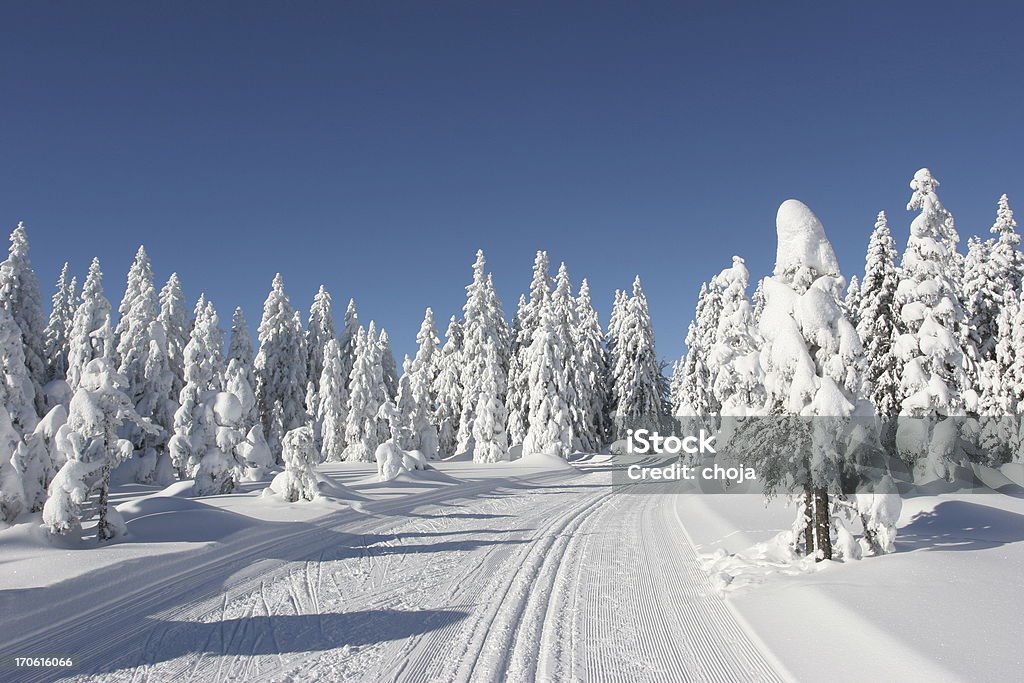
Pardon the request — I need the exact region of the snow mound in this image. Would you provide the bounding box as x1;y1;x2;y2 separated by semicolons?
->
510;451;575;470
774;199;840;277
701;531;823;593
116;495;255;543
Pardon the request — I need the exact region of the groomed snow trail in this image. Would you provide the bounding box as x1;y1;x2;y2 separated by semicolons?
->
0;459;782;682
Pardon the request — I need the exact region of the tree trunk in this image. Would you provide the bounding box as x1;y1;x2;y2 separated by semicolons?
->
803;488;815;557
813;486;832;561
97;464;113;543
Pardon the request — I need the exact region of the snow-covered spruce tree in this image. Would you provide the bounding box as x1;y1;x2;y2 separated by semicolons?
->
855;211;901;422
0;409;25;523
964;195;1023;365
168;298;225;481
227;307;258;429
523;297;574;457
432;315;463;456
131;321;175;482
394;357;418;450
507;251;551;445
43;355;158;541
738;200;873;561
408;349;439;459
844;275;861;327
342;325;386;462
472;342;510;462
675;280;722;430
113;246;171;474
0;303;39;435
605;289;627;391
304;285;336;416
12;406;67;514
254;274;308;457
750;278;767;325
317;339;348;461
893;168;972;478
378;328;399;401
708;256;764;417
611;277;663;437
549;264;583;449
272;424;319;502
574;278;610;450
981;293;1024;462
67;258;113;392
456;251;508;453
44;263;77;383
158;273;190;403
337;299;359;389
0;222;48;410
411;308;441;411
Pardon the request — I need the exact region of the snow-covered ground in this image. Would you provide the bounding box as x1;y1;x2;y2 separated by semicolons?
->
1;455;1021;682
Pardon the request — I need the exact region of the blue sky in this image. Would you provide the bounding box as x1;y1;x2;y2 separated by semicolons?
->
2;1;1022;362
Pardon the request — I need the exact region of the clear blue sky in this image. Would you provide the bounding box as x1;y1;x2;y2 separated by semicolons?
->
2;1;1022;362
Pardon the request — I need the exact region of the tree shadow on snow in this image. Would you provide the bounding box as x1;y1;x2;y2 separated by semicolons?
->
897;500;1024;552
104;608;470;671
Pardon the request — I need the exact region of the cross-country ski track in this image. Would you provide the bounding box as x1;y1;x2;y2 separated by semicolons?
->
0;456;784;682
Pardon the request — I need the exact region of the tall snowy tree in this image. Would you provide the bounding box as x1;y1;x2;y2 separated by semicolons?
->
337;299;359;392
168;298;224;481
254;274;308;457
856;211;901;421
342;325;386;462
273;425;319;502
318;339;348;461
43;355;157;541
433;316;463;456
708;256;764;417
574;279;610;450
44;263;77;382
844;275;861;327
674;280;722;427
67;258;113;392
611;277;663;437
378;329;399;400
305;285;336;414
456;250;508;453
506;294;531;445
523;297;574;457
472;343;510;462
227;307;258;429
0;222;48;410
737;200;872;561
893;168;971;478
411;308;441;410
158;273;190;403
549;264;583;448
0;305;38;435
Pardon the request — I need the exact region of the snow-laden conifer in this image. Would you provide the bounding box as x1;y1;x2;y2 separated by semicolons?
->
67;258;113;392
574;279;610;450
318;339;348;461
855;211;901;420
844;275;861;327
378;328;399;400
0;222;48;409
342;325;386;462
270;424;319;502
254;274;308;456
43;355;157;540
611;277;662;436
708;256;764;417
44;263;77;382
473;342;510;462
305;285;336;413
433;317;463;456
158;273;190;402
523;297;574;457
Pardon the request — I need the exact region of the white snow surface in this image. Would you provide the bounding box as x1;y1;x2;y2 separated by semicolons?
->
1;454;1022;681
774;199;841;277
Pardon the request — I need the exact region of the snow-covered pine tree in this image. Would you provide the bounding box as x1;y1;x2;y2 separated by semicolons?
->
893;169;972;478
605;289;627;390
611;277;663;437
254;274;308;457
991;193;1024;293
67;258;113;392
844;275;861;327
0;302;39;435
44;263;77;383
856;211;901;422
473;342;510;462
43;354;157;540
408;347;439;459
342;325;386;462
549;263;583;448
272;424;319;502
318;338;348;461
305;285;336;415
378;329;399;400
158;273;190;403
708;256;765;417
739;200;872;561
675;280;722;429
574;278;609;450
456;250;508;453
337;299;359;390
0;409;24;523
394;357;417;450
433;316;463;456
506;294;530;445
168;298;225;481
750;278;767;325
0;222;48;410
411;308;441;410
523;296;573;457
227;307;258;428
